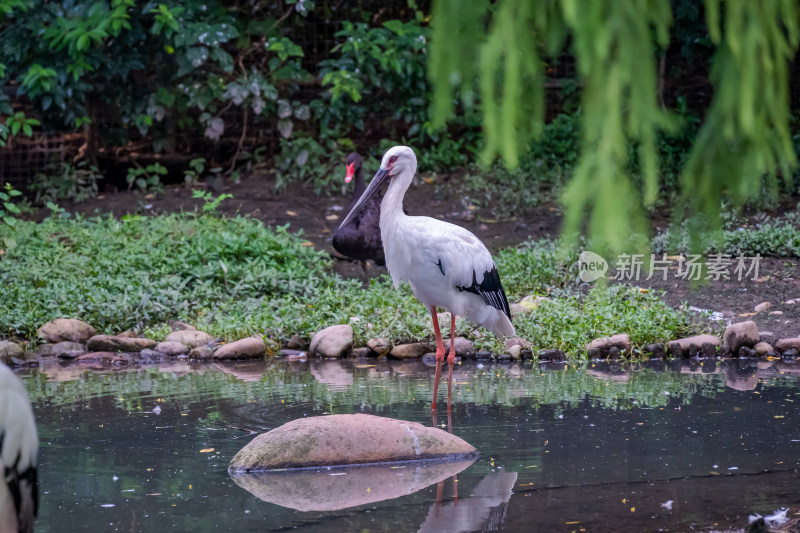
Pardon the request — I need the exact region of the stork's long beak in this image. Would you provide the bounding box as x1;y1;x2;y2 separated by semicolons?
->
339;168;390;229
345;162;355;183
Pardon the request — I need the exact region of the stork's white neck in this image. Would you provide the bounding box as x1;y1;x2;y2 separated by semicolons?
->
379;163;415;230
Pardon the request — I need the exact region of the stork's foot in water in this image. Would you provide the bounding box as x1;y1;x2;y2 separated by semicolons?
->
431;308;458;412
430;306;447;412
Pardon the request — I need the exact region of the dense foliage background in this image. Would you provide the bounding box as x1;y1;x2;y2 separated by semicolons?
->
1;0;472;193
1;0;799;240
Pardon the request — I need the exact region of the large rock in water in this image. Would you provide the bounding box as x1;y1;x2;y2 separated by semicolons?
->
230;459;475;512
228;414;478;472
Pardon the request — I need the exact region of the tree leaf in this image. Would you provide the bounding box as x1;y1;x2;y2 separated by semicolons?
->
277;119;293;138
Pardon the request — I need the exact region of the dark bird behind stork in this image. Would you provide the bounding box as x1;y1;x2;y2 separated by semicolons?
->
332;152;385;271
339;146;514;412
1;363;39;533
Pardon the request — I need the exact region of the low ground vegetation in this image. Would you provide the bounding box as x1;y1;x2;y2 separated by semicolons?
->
0;197;710;357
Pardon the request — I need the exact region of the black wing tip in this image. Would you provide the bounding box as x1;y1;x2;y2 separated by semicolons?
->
457;266;512;319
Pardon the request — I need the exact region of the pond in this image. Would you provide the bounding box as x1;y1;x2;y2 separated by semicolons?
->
17;357;800;532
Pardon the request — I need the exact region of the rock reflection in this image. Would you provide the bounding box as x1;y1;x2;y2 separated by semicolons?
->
229;458;476;512
722;359;759;391
212;360;269;382
309;359;354;387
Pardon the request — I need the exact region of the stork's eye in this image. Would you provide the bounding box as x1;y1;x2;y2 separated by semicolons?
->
389;155;398;163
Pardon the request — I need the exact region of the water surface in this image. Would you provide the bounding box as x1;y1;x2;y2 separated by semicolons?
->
18;358;800;532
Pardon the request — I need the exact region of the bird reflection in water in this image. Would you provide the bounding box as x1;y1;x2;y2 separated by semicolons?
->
423;410;517;533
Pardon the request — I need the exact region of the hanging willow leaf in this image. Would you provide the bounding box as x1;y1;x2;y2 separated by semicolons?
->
431;0;674;253
430;0;565;167
560;0;675;253
679;0;800;247
429;0;490;128
430;0;800;255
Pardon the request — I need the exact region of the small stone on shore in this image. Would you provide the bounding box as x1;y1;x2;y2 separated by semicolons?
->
52;341;88;359
214;337;266;360
189;346;213;360
775;338;800;353
350;347;371;358
754;342;775;356
0;340;24;364
585;334;631;357
286;334;307;349
367;338;393;356
539;348;566;361
389;342;431;359
309;325;353;358
724;321;759;353
37;318;97;343
165;329;214;348
669;334;721;357
443;337;475;356
754;301;773;313
87;335;157;352
154;341;189;356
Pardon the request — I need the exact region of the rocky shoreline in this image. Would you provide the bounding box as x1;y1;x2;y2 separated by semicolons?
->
1;315;798;367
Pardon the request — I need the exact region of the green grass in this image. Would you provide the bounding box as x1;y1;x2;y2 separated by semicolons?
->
0;212;329;337
652;208;800;258
0;212;703;357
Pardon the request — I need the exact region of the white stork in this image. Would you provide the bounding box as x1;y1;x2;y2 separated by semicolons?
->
339;146;515;411
0;363;38;533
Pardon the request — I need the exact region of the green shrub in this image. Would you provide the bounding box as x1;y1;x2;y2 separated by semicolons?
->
652;209;800;258
30;161;103;205
0;211;330;336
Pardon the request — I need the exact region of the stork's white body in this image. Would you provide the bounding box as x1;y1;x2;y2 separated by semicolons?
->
0;363;38;533
377;147;514;338
380;207;515;337
338;145;515;411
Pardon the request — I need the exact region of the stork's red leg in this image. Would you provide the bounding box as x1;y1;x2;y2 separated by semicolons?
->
430;306;446;411
446;313;457;412
447;313;457;365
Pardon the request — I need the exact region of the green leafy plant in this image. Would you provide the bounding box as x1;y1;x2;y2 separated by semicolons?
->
274;137;344;194
30;161;103;205
652;209;800;258
0;182;23;250
1;111;41;146
0;182;22;228
191;189;233;214
183;157;207;185
126;163;167;194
